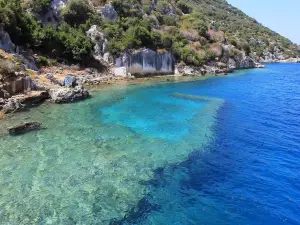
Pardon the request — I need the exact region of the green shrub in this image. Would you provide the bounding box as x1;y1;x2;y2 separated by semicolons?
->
163;15;177;26
31;0;51;15
37;56;49;67
61;0;92;26
176;0;192;14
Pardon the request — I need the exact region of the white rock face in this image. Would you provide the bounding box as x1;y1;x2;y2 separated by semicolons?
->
0;27;15;52
112;67;128;77
86;25;110;63
115;49;175;76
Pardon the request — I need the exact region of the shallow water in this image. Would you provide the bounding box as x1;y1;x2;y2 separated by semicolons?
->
0;64;299;224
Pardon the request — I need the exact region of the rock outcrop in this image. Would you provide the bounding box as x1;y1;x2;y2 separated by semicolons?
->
86;25;111;64
0;76;36;99
115;48;175;76
49;85;89;103
231;55;264;70
0;27;15;53
1;91;49;113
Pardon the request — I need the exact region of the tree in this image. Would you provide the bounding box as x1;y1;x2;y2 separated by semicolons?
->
61;0;92;26
31;0;51;15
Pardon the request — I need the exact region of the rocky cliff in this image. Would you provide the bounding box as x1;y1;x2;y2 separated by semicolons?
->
115;49;175;76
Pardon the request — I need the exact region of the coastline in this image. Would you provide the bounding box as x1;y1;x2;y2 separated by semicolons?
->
0;74;209;121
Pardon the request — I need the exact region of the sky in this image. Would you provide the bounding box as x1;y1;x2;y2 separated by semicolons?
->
227;0;300;44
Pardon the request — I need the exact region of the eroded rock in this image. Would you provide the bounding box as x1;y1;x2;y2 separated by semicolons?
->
115;48;175;76
49;85;89;103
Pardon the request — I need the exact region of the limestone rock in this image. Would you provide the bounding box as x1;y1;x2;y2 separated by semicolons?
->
49;85;89;103
86;25;109;62
2;98;24;113
1;91;49;113
116;48;175;76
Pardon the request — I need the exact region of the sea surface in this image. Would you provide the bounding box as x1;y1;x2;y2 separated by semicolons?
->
0;64;299;224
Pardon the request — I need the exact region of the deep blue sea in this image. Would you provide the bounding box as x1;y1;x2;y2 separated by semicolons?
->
120;64;300;225
0;64;299;224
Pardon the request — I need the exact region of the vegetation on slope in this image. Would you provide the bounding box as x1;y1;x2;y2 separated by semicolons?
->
0;0;298;66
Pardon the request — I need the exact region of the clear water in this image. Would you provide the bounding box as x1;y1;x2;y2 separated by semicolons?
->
0;64;299;224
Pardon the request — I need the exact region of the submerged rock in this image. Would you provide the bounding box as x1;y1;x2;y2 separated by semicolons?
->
49;85;89;103
8;122;42;135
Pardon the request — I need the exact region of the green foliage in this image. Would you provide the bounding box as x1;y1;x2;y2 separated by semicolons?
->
36;56;49;67
162;15;177;26
176;0;192;14
31;0;51;15
180;46;204;66
0;0;297;67
0;0;40;45
61;0;92;26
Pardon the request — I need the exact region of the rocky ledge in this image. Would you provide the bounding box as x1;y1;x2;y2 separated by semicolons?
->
0;91;49;113
49;85;89;104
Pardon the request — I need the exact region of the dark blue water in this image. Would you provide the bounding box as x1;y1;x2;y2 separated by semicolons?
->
122;64;300;225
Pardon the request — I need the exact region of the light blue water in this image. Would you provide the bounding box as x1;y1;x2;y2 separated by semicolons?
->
0;64;299;224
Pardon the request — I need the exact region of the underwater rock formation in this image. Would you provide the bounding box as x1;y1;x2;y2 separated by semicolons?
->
8;122;42;135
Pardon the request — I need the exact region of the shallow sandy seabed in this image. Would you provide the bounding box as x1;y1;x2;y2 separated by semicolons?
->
0;78;224;224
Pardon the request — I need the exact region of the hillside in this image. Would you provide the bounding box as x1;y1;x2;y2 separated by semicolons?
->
0;0;299;76
186;0;298;59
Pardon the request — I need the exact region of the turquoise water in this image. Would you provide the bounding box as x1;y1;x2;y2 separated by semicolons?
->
0;64;299;224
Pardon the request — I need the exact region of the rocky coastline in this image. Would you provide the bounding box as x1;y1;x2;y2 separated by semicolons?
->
1;26;298;119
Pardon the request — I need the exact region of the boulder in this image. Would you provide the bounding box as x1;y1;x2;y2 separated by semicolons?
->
8;122;42;135
49;85;89;103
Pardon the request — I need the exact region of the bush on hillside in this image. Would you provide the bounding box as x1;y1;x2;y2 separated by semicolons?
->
61;0;92;26
31;0;51;15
